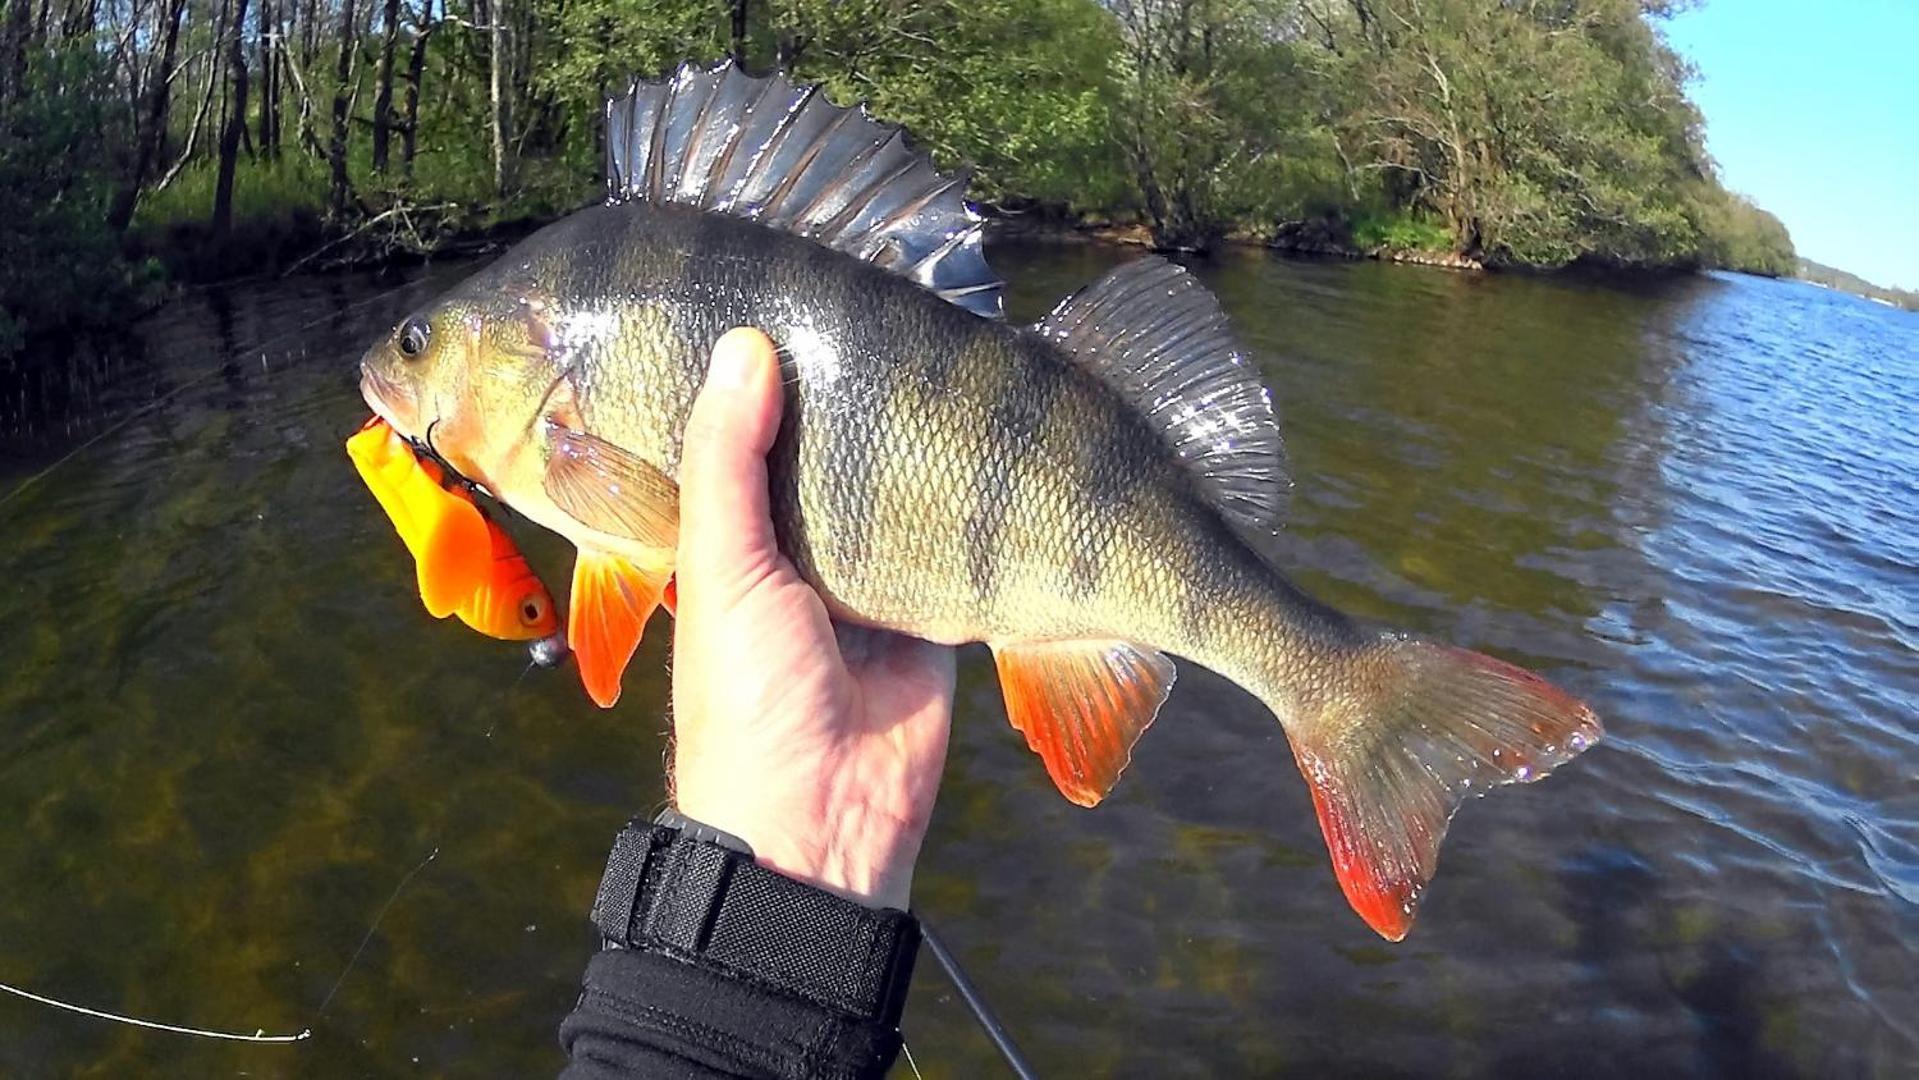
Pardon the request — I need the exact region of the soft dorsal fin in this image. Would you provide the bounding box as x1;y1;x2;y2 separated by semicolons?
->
1033;257;1288;530
605;61;1004;319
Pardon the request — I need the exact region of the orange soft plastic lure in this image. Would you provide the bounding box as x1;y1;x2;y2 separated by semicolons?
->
346;417;562;642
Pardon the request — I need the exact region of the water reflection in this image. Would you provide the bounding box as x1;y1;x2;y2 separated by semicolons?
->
1;246;1913;1077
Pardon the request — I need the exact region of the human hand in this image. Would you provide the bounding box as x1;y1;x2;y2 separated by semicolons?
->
668;328;955;911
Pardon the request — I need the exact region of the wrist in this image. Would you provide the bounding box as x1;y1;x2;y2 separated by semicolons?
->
673;759;925;910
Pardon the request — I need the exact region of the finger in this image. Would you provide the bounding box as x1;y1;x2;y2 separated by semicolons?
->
677;327;784;587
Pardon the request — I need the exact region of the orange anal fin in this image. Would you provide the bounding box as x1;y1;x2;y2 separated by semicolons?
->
992;640;1176;807
569;548;670;708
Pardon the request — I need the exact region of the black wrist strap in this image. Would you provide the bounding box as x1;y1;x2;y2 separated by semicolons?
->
589;818;920;1030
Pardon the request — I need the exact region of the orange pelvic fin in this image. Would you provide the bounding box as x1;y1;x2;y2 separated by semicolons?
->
1287;639;1603;941
992;639;1177;807
568;547;670;708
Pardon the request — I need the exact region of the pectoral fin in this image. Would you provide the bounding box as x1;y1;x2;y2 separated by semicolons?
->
569;547;671;708
992;639;1177;807
542;424;679;548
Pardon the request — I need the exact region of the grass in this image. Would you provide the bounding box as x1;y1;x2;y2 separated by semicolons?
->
1351;210;1455;253
126;141;596;281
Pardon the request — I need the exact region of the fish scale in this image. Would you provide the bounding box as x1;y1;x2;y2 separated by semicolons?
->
354;60;1602;941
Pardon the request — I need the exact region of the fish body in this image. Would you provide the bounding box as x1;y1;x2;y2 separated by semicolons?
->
397;203;1307;661
356;62;1600;940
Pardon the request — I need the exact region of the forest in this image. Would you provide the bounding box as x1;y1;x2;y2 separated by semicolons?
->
0;0;1800;358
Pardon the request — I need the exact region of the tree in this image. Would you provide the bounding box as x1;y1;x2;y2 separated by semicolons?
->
328;0;354;214
370;0;399;172
211;0;252;233
106;0;186;231
398;0;437;179
257;0;279;158
486;0;509;195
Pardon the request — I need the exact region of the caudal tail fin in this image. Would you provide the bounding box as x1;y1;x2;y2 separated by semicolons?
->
1272;635;1601;941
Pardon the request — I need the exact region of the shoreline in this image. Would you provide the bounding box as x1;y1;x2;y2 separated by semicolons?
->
107;195;1819;314
983;215;1488;272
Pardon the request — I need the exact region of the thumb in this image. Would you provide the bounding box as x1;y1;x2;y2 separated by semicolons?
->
677;327;785;589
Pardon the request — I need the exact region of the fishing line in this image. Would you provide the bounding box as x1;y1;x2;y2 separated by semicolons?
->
0;981;309;1043
0;842;443;1045
920;918;1041;1080
0;278;423;512
311;845;441;1021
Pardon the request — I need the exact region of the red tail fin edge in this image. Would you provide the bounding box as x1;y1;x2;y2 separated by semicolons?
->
1286;638;1602;940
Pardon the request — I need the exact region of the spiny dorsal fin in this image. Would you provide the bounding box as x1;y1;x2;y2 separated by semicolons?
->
605;61;1004;320
1033;257;1288;530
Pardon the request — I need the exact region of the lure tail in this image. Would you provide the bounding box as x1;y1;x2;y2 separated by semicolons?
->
1263;635;1602;940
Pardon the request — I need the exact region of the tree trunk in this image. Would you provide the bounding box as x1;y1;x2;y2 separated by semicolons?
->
486;0;508;196
1;0;31;104
211;0;251;232
369;0;398;172
256;0;277;158
276;17;322;159
729;0;747;64
328;0;355;214
106;0;185;231
399;0;432;180
59;0;91;38
298;0;314;72
156;39;220;190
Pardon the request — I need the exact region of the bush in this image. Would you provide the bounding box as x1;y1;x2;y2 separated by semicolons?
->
0;44;154;357
1352;211;1454;253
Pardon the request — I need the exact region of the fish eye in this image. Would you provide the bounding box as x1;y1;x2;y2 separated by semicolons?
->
397;318;431;359
522;597;546;624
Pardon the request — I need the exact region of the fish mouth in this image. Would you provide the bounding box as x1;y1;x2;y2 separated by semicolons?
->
359;363;417;437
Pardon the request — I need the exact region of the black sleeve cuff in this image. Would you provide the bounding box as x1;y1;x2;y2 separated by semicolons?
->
559;820;919;1080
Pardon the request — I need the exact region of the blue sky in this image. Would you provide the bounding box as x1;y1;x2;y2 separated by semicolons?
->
1664;1;1918;290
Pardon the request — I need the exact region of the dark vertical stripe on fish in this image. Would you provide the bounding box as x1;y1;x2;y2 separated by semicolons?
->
965;342;1065;603
1067;414;1137;597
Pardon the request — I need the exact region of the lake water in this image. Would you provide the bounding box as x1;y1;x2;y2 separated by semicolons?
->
1;242;1912;1077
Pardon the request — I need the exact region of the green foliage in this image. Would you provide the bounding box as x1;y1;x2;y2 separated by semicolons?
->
782;0;1129;212
1352;211;1453;253
135;154;330;237
1;0;1816;365
0;43;154;355
1693;190;1796;277
530;0;1128;212
1312;0;1723;267
1109;2;1344;248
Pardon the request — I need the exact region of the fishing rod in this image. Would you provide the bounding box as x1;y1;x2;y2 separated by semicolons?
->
918;918;1041;1080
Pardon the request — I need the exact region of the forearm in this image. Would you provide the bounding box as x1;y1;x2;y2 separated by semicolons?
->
559;818;919;1080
